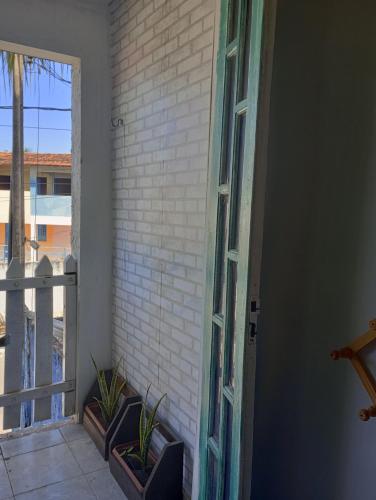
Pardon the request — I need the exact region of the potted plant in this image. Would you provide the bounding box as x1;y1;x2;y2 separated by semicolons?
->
109;386;184;500
83;356;140;459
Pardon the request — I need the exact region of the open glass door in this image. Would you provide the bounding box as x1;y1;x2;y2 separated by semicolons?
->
199;0;275;498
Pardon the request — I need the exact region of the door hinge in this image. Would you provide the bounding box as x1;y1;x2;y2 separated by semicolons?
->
249;297;261;342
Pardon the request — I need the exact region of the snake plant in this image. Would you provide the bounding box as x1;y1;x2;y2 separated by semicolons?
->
122;385;167;471
91;355;126;424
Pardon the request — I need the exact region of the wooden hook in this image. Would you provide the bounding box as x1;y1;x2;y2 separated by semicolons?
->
369;319;376;330
331;319;376;421
330;347;354;360
359;405;376;421
111;118;124;128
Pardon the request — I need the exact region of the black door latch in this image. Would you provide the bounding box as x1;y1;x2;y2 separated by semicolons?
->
249;298;261;340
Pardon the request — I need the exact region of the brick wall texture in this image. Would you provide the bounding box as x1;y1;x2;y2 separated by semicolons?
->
110;0;215;492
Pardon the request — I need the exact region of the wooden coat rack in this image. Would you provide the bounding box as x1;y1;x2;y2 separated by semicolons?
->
331;319;376;421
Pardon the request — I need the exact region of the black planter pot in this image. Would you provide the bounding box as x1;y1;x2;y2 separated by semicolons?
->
109;402;184;500
83;369;140;460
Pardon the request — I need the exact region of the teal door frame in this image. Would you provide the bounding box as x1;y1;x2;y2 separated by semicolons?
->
199;0;276;498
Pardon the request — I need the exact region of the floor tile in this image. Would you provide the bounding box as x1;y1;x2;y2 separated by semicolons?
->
0;459;13;500
1;429;64;459
6;443;80;495
86;467;126;499
68;436;107;474
59;423;89;443
15;476;96;500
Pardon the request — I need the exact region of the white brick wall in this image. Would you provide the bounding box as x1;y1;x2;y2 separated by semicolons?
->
110;0;215;493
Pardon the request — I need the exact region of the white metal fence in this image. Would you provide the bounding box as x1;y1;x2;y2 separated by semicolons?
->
0;255;77;431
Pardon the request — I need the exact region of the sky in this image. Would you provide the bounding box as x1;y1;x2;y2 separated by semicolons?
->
0;60;72;153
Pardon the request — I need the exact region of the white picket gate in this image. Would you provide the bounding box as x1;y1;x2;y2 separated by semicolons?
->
0;254;77;430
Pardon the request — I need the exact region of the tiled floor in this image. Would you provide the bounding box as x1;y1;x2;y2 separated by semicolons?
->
0;423;127;499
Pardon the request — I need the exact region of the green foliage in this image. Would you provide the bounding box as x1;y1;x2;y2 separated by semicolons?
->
91;355;126;425
0;51;14;85
0;50;71;92
122;385;167;471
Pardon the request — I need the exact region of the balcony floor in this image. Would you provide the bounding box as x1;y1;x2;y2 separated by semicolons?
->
0;423;126;499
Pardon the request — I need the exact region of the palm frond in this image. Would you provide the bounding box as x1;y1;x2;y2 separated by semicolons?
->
0;50;71;93
91;355;127;424
0;51;14;93
146;392;166;437
139;385;150;455
108;356;124;416
119;445;134;458
128;452;144;467
135;385;167;470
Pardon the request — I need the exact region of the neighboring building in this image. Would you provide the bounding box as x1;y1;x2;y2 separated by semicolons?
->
0;152;71;262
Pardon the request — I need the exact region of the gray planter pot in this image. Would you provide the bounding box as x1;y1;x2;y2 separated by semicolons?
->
109;401;184;499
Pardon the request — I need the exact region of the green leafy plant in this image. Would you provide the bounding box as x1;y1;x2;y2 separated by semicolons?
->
91;355;126;424
121;385;167;471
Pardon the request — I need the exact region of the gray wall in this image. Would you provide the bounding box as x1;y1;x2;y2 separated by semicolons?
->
252;1;376;499
0;0;112;412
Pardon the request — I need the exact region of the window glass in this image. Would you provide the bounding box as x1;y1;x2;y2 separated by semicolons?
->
54;177;71;196
223;402;233;499
0;176;10;191
213;195;228;314
220;56;237;184
227;0;239;43
226;261;237;388
37;177;47;195
208;450;219;500
37;224;47;241
228;113;246;250
209;325;223;442
37;177;47;194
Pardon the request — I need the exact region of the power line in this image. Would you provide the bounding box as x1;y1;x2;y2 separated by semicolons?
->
34;61;72;85
0;124;71;132
0;106;71;112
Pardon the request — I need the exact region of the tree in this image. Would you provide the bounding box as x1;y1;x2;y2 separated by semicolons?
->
11;54;24;264
1;52;24;264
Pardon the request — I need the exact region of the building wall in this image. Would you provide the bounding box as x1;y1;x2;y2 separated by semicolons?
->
0;191;31;224
35;225;71;259
252;1;376;499
110;0;215;492
44;225;71;250
0;224;6;248
0;223;31;250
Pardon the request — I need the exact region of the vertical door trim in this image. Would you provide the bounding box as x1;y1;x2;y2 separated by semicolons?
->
239;1;277;497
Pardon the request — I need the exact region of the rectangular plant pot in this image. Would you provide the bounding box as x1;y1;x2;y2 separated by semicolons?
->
83;369;140;460
109;402;184;500
112;442;158;497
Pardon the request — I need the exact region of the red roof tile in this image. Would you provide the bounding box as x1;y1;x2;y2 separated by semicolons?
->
0;152;71;168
